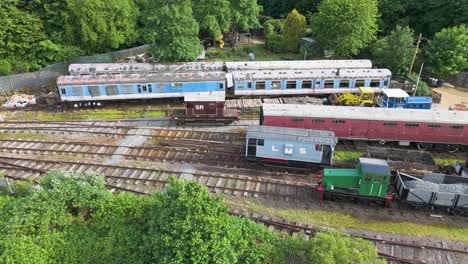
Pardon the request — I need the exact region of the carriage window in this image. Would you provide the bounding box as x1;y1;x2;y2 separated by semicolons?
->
247;82;252;89
291;117;304;122
122;85;133;94
324;80;334;88
219;83;224;89
248;138;256;145
302;80;312;88
375;175;382;182
286;81;296;89
271;81;281;89
370;80;381;87
314;119;324;123
172;83;183;89
384;79;389;86
339;80;350;88
449;125;463;129
365;174;371;182
61;88;66;95
238;83;245;90
384;122;397;126
71;86;83;96
405;123;419;127
257;139;264;146
428;124;440;128
355;80;365;87
396;97;405;103
88;86;101;97
148;84;153;93
256;81;265;89
332;120;345;124
105;85;118;96
142;85;148;92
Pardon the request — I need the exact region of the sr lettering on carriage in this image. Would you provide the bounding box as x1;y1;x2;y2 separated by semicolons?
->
195;105;204;110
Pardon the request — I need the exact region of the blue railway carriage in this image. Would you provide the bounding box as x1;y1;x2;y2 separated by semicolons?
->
231;68;391;96
378;88;432;109
57;71;228;105
245;125;337;166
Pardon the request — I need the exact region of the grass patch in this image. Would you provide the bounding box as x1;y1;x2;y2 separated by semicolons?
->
3;107;168;121
226;199;468;242
0;132;52;140
334;150;363;162
205;44;303;61
434;158;465;167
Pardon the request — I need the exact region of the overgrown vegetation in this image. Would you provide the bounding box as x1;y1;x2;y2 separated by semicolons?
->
0;172;384;263
334;150;363;162
206;44;303;61
228;199;468;242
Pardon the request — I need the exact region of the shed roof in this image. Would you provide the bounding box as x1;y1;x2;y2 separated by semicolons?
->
246;125;337;145
359;158;391;175
57;71;226;86
262;104;468;125
231;68;391;81
381;88;409;98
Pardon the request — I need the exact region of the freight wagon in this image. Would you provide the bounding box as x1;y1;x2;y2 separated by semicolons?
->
260;104;468;152
245;125;337;167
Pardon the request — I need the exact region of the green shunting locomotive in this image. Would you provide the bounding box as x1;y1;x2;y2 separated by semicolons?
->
317;158;393;205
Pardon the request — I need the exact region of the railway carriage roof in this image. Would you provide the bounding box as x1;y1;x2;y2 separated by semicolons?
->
232;68;392;81
381;88;409;97
246;125;337;145
226;60;372;71
68;62;224;75
262;104;468;125
57;71;226;85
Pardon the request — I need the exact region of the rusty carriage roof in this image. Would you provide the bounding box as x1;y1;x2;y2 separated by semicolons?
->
57;71;227;86
231;68;392;81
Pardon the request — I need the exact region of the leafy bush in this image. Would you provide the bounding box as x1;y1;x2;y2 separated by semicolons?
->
0;60;11;76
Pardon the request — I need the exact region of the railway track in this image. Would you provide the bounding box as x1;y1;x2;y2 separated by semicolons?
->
229;210;468;264
0;156;315;201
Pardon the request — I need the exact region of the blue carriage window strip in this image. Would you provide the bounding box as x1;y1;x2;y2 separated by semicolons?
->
271;81;281;89
286;81;296;89
302;80;312;88
172;83;183;89
324;80;334;88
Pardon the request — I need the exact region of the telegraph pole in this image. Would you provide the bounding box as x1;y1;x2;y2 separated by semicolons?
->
408;33;422;77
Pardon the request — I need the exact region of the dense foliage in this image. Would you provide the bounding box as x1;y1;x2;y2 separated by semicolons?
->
282;9;307;52
424;25;468;76
372;26;416;76
0;172;383;263
311;0;379;58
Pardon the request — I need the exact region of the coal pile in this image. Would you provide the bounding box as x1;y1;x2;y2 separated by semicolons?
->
405;180;468;195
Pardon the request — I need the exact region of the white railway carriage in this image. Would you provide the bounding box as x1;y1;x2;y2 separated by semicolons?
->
57;71;228;105
230;68;392;96
68;62;225;76
225;60;372;71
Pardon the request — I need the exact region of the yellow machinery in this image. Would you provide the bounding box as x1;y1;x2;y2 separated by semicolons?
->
333;87;375;106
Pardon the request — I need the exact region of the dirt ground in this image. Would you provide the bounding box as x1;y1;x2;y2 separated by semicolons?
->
431;86;468;110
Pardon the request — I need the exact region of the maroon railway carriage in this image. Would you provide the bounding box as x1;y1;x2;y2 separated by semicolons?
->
260;104;468;152
169;92;240;125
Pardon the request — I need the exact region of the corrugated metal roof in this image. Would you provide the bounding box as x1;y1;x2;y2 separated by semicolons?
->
184;92;225;102
359;158;391;175
382;88;409;97
226;60;373;71
246;125;337;145
57;71;226;85
262;104;468;125
232;68;391;81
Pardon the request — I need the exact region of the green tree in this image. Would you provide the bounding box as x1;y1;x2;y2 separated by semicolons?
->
192;0;232;38
282;9;307;52
0;60;12;76
264;19;284;52
311;0;379;57
0;0;61;71
141;0;201;62
372;26;415;75
62;0;138;53
307;230;384;264
425;25;468;76
230;0;262;32
144;177;275;263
